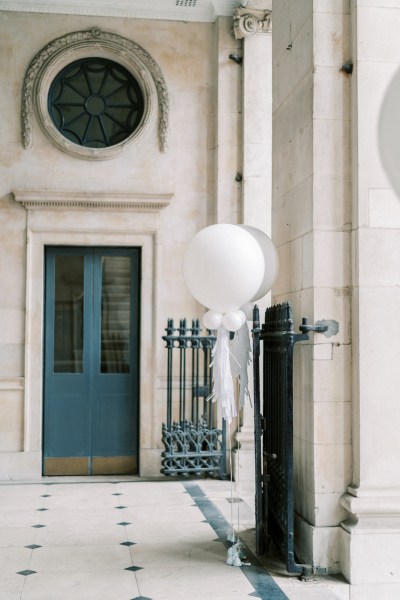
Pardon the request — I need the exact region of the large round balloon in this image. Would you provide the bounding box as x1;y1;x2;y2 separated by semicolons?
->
378;67;400;197
240;225;279;301
183;224;265;313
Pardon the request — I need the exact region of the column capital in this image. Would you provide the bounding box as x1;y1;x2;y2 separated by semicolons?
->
233;7;272;39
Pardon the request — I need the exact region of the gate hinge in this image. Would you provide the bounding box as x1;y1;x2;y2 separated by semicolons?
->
299;317;339;338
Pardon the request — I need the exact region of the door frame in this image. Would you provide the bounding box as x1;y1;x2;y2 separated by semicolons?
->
21;214;160;477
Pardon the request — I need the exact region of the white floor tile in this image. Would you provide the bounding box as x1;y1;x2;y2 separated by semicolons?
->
0;510;45;528
0;495;42;510
187;539;228;566
21;569;140;600
29;544;132;573
0;546;32;574
122;503;203;524
117;481;185;495
0;526;39;548
34;521;127;546
1;573;26;599
135;564;255;600
129;519;217;544
35;495;118;510
30;506;119;525
130;538;228;569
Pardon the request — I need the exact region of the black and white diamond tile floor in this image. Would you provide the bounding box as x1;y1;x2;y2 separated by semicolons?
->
0;479;349;600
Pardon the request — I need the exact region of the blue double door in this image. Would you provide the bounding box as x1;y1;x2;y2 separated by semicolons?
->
43;247;140;475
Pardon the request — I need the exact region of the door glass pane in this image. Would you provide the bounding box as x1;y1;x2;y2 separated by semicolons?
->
101;256;131;373
54;255;84;373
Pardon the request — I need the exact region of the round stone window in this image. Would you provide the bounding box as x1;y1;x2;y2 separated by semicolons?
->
48;57;145;148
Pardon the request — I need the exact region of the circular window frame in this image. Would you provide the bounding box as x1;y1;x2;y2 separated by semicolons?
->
22;28;168;160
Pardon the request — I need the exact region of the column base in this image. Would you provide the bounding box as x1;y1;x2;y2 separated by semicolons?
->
347;582;400;600
139;448;162;477
0;451;42;480
340;492;400;585
294;513;342;574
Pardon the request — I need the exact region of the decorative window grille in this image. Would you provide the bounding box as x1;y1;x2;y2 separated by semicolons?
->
48;58;145;149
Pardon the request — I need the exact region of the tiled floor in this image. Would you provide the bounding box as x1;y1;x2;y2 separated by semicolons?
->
0;477;349;600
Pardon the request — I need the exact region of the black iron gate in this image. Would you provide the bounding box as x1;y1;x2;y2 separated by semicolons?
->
253;302;312;578
161;318;226;478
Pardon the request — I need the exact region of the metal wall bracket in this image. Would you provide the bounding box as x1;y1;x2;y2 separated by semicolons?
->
299;317;339;338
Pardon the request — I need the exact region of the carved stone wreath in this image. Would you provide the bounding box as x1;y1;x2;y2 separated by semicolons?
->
21;27;169;159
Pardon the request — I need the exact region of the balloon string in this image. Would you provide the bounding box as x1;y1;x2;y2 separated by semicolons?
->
228;421;234;540
227;409;241;542
236;411;241;535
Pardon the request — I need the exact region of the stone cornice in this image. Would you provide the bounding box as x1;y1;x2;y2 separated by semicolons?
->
12;190;173;211
233;7;272;39
0;0;239;22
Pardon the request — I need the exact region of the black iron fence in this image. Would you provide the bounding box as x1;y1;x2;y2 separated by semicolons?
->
161;318;226;478
253;303;312;578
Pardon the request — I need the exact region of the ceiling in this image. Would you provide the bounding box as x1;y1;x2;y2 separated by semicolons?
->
0;0;245;22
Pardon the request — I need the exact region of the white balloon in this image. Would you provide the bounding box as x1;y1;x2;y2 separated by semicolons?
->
202;310;223;330
183;224;265;313
223;309;246;332
378;67;400;198
240;225;279;301
240;302;254;321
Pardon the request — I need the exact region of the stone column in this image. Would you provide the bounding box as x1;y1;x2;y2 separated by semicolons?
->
271;0;352;574
339;3;400;597
231;2;272;499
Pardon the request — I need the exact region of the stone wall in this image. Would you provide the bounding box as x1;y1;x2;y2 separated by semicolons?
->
340;1;400;596
0;11;242;478
272;0;352;573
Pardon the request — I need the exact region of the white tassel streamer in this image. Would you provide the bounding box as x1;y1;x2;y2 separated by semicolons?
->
229;322;252;408
207;325;237;423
